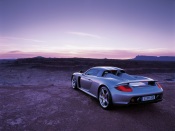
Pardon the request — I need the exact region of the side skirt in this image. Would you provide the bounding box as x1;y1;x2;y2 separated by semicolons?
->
78;88;97;99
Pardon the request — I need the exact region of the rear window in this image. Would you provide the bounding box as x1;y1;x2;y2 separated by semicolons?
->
102;70;125;77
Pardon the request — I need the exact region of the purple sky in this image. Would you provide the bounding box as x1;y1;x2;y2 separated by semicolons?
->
0;0;175;59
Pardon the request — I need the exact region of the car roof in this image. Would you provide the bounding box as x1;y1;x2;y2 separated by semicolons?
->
91;66;123;71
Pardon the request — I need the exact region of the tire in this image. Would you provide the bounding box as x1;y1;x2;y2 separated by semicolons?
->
98;86;112;109
71;76;77;89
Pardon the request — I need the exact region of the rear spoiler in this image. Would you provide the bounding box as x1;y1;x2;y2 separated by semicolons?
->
118;79;158;85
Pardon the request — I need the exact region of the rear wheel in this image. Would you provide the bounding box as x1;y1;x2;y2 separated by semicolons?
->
71;76;77;89
98;86;112;109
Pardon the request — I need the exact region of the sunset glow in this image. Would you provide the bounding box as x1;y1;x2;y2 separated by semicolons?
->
0;0;174;59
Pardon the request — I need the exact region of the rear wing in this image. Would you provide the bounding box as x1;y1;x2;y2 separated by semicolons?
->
118;79;158;86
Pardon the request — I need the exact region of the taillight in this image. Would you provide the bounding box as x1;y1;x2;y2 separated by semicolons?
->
116;85;133;92
156;83;162;89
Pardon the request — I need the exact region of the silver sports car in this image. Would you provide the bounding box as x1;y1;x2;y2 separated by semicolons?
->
71;66;163;109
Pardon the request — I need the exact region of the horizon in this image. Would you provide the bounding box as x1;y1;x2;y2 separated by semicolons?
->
1;55;175;60
0;0;175;59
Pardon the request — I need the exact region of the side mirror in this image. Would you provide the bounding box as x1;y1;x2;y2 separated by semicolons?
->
79;70;83;73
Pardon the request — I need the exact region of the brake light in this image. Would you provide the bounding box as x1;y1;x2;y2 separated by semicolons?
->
116;85;133;92
157;83;162;89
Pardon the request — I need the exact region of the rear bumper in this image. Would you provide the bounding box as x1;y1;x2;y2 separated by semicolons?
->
128;93;163;104
112;92;163;105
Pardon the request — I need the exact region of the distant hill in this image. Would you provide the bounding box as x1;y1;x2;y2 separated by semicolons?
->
133;55;175;61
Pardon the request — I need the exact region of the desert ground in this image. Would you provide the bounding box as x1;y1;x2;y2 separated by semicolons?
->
0;58;175;131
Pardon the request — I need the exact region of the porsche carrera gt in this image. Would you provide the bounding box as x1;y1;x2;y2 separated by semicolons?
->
71;66;163;109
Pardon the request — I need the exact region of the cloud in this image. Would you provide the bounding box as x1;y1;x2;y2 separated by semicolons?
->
68;32;102;39
8;50;22;53
0;36;45;43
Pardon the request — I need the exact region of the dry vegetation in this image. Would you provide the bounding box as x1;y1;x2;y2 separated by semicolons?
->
6;57;175;72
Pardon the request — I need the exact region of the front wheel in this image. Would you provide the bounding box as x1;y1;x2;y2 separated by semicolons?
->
98;86;112;109
71;76;77;89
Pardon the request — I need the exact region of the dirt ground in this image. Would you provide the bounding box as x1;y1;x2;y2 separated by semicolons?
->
0;61;175;131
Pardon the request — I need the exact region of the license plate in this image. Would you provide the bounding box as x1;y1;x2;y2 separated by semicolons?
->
142;95;155;101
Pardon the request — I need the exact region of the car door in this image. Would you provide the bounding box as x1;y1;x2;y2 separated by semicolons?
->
80;69;99;90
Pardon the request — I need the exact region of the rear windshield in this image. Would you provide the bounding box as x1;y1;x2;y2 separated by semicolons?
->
102;70;125;77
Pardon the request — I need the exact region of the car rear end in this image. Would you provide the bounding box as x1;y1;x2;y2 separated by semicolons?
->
111;80;163;105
